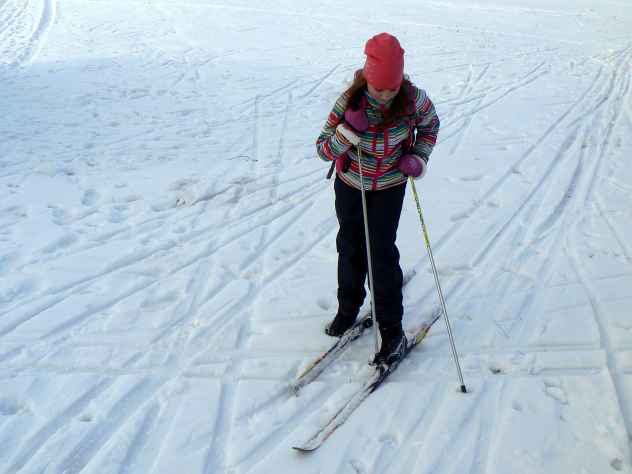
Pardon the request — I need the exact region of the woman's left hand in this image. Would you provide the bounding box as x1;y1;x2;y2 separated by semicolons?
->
398;154;427;178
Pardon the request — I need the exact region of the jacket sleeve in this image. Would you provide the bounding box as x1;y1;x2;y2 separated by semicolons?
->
315;92;353;162
411;87;440;163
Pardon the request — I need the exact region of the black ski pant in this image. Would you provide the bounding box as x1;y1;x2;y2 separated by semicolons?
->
334;176;406;329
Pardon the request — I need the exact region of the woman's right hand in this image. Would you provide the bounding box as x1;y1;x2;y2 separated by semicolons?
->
335;123;361;146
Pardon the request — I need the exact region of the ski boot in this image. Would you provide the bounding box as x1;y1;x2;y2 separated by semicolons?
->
371;323;407;366
325;311;357;337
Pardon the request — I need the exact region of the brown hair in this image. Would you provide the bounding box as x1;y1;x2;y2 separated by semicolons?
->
344;69;414;125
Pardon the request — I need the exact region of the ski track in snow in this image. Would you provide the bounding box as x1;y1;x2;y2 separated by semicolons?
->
418;47;631;355
567;45;632;454
0;0;56;67
1;1;632;473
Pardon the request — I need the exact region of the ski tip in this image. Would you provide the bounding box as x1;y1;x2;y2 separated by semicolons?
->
292;445;317;453
292;436;322;452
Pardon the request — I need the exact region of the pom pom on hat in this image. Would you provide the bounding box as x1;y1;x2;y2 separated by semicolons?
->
363;33;405;90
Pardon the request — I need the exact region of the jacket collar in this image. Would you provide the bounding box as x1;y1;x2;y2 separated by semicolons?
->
364;88;395;110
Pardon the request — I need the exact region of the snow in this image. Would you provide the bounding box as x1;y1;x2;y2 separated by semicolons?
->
1;0;632;472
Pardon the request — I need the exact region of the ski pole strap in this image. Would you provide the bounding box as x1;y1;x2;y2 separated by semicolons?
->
326;160;335;179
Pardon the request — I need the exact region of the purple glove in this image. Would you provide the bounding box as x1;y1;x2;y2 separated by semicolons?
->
344;107;369;132
398;154;427;178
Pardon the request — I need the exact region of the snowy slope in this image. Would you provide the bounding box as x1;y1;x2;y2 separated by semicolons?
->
1;0;632;472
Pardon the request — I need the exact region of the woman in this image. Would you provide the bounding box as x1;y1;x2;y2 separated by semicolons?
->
315;32;440;365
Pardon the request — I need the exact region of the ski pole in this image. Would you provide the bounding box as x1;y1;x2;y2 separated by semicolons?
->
356;147;380;354
409;177;467;393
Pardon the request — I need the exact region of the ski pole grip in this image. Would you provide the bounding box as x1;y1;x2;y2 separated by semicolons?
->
326;160;335;179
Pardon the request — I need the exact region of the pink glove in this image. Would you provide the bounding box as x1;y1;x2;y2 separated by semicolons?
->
398;154;427;178
344;107;369;132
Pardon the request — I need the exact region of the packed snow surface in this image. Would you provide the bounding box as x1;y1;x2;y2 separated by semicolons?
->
1;0;632;472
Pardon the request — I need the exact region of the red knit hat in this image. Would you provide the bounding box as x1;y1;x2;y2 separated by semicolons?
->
363;33;405;90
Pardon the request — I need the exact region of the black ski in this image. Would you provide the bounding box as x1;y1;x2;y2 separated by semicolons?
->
292;310;441;451
289;270;416;396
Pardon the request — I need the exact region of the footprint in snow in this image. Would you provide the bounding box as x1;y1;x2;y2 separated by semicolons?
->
109;205;129;223
79;413;94;423
611;458;624;471
543;380;568;405
435;264;472;276
316;298;332;311
7;182;20;193
450;211;470;222
1;277;38;305
0;251;20;276
140;289;181;312
115;194;142;204
489;364;504;375
489;357;515;375
42;233;79;254
0;397;27;416
1;205;27;223
460;175;485;182
378;433;399;449
48;205;70;225
81;189;101;207
169;178;203;207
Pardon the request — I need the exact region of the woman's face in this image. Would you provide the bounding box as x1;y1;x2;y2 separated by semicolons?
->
367;82;400;104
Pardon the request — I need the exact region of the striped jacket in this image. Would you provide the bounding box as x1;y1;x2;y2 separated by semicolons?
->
316;83;440;191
